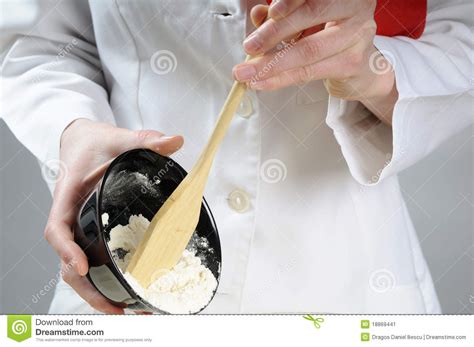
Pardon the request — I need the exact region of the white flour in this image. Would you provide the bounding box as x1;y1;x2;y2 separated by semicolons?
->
104;213;217;314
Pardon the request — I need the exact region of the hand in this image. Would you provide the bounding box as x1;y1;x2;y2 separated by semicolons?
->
44;119;183;313
233;1;397;124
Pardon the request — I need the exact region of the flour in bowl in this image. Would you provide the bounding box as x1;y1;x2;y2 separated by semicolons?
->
104;213;218;314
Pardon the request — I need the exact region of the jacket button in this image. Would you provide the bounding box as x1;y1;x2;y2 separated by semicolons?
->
227;189;250;213
236;95;253;118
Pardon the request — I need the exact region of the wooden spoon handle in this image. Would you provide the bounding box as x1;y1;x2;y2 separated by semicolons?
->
190;56;252;179
194;82;246;173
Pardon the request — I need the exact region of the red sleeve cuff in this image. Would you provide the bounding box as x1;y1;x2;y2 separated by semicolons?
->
375;0;426;39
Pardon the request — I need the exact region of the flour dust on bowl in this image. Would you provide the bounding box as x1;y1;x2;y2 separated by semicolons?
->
73;149;221;314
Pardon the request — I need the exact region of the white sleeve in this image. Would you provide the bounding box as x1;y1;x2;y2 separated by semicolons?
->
0;0;115;169
325;0;473;185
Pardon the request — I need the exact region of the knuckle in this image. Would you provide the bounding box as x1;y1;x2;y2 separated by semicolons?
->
257;78;271;90
295;65;313;83
359;19;377;37
366;19;377;36
300;40;320;61
266;21;280;37
272;75;287;90
303;65;315;81
43;224;54;242
296;67;308;82
262;80;272;90
305;1;321;15
346;51;364;69
135;130;153;143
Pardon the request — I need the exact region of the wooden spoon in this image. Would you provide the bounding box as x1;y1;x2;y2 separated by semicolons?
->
126;57;252;288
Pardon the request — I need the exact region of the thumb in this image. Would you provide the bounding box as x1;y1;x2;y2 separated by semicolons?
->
113;128;184;156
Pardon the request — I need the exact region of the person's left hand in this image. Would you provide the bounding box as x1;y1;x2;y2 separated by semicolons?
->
232;1;397;124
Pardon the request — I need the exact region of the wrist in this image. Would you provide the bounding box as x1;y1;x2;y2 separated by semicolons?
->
359;74;398;125
356;47;398;125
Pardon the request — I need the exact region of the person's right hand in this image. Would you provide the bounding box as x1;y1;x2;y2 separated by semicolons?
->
44;119;183;314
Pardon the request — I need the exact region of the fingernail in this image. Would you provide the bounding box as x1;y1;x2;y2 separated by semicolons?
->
233;64;257;81
159;135;176;141
244;33;263;54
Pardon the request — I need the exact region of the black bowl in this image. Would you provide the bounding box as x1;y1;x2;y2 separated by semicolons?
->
73;149;221;313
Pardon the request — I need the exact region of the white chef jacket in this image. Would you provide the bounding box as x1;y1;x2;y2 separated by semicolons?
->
1;0;472;314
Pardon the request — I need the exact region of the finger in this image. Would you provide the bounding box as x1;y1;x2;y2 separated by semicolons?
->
112;128;184;157
244;1;360;55
45;220;89;276
46;175;91;275
268;0;306;20
85;133;183;193
234;23;356;82
62;264;125;314
247;47;365;91
250;4;313;56
45;154;98;275
250;5;268;28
